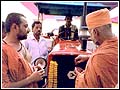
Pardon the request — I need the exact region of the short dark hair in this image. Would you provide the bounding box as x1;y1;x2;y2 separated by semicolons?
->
65;15;73;20
2;21;5;31
32;21;42;29
5;12;26;32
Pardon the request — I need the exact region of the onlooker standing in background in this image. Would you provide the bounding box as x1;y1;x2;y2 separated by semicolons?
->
58;15;79;40
23;21;49;87
24;21;49;66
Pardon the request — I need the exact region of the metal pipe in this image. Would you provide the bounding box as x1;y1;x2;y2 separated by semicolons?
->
81;2;87;30
80;2;88;51
80;2;88;31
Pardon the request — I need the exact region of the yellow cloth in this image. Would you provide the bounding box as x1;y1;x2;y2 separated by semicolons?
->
86;8;112;30
2;42;38;88
75;37;118;88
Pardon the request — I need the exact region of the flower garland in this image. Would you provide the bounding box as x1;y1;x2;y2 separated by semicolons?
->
48;60;58;88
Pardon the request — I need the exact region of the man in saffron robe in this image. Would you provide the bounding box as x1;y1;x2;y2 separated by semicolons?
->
2;13;45;88
75;8;118;88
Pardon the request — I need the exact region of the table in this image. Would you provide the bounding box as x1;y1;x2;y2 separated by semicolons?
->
47;40;91;88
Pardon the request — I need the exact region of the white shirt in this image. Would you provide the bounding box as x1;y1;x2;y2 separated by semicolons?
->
24;34;49;66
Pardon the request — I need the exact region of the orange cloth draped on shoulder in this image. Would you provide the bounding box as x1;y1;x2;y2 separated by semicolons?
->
2;43;38;88
75;37;118;88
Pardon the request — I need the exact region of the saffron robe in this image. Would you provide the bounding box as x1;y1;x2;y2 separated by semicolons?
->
2;42;38;88
75;37;118;88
